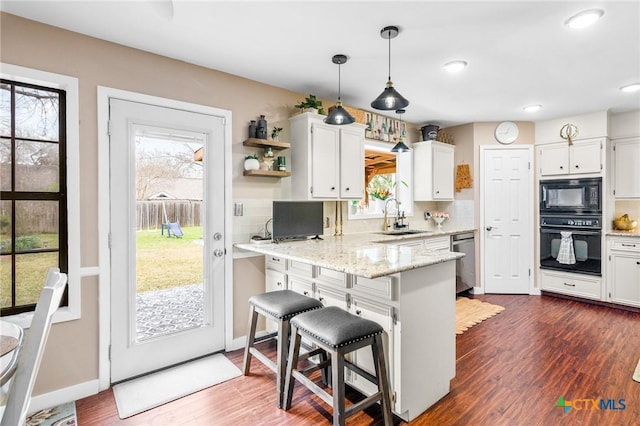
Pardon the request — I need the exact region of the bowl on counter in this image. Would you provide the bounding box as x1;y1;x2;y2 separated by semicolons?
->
613;216;637;231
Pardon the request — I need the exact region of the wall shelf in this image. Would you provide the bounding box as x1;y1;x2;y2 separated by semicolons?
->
243;138;290;150
243;169;291;178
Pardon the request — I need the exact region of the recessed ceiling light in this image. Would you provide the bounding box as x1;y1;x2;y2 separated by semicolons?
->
523;105;542;112
620;83;640;93
565;9;604;29
442;60;468;73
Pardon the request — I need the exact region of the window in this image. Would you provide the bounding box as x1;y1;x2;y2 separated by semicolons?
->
0;79;68;316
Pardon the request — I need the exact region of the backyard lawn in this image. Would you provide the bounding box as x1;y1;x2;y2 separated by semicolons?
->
1;226;203;309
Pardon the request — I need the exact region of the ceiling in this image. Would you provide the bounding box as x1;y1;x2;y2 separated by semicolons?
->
2;1;639;127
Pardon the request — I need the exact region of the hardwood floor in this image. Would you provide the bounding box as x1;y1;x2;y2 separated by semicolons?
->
76;294;640;425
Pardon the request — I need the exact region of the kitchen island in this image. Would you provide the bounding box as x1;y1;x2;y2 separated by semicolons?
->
236;233;464;421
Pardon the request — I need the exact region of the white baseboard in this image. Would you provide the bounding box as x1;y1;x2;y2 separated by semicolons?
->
29;379;100;414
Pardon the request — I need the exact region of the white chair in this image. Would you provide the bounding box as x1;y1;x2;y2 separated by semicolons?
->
1;268;68;426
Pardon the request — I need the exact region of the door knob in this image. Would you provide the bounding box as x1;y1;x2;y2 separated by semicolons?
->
486;226;493;231
213;248;225;257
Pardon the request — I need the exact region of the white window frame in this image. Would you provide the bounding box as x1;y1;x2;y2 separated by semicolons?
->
1;63;81;327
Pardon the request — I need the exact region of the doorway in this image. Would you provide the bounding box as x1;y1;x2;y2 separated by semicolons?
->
480;146;534;294
108;98;227;383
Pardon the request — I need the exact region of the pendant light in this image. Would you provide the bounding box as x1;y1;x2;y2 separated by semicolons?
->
371;26;409;111
391;109;410;152
324;54;355;125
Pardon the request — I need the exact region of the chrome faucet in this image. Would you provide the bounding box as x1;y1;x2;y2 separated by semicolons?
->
383;198;400;231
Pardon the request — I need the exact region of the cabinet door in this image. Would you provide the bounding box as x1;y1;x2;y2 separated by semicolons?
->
288;275;314;298
265;269;286;292
339;127;365;199
570;139;601;174
315;283;347;309
609;254;640;307
539;143;569;176
432;144;454;200
613;139;640;198
311;123;340;198
347;296;394;398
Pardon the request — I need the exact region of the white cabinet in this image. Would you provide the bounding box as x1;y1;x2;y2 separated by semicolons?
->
540;269;602;300
290;112;365;200
612;138;640;198
607;237;640;307
538;138;603;177
413;141;454;201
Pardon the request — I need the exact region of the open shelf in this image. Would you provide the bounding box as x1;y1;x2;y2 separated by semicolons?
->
243;138;290;150
243;169;291;178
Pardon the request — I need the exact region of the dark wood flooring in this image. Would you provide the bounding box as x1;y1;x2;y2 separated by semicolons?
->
76;294;640;425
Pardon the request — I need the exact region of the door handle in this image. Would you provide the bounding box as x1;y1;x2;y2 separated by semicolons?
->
213;248;225;257
486;226;493;231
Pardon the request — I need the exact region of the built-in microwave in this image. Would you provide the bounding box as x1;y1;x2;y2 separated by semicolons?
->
540;178;601;214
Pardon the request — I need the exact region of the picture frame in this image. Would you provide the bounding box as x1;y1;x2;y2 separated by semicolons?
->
364;111;406;143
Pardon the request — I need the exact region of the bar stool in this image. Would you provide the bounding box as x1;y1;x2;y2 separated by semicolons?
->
243;289;323;407
283;306;393;426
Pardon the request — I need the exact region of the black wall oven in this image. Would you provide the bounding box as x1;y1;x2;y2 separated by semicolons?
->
539;215;602;276
540;177;601;214
539;177;602;276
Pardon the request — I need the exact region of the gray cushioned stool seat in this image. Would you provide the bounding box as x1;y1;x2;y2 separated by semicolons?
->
249;290;323;319
291;306;383;348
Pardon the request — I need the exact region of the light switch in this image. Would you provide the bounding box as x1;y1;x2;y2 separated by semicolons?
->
234;202;243;216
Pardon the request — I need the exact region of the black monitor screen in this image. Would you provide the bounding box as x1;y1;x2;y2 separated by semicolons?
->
272;201;323;241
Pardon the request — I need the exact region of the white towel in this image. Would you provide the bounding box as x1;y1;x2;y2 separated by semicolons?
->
557;231;576;264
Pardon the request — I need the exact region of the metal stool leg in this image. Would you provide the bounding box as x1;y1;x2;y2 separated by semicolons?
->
242;306;258;375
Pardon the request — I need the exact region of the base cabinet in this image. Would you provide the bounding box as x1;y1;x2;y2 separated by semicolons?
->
263;255;455;421
607;237;640;307
539;269;602;300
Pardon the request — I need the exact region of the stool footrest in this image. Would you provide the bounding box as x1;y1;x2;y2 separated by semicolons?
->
345;392;383;418
344;360;377;385
291;369;334;407
249;347;277;372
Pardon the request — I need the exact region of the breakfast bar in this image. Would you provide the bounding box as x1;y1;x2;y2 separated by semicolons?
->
236;233;464;421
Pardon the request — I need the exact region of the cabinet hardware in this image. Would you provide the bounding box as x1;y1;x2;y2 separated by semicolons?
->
563;282;576;287
575;165;579;169
303;291;309;296
637;262;640;265
277;281;282;287
621;243;637;247
355;309;362;316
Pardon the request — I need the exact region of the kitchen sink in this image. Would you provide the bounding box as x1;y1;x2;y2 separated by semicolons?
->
375;229;433;236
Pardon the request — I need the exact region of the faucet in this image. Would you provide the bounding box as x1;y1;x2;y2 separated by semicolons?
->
383;198;400;231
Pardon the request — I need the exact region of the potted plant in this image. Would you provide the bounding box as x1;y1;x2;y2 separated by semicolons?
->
271;126;283;141
294;94;325;115
244;154;260;171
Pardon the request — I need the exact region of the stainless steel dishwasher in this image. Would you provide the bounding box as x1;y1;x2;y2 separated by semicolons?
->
451;232;475;293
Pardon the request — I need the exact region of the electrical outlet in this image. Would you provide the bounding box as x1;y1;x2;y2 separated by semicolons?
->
324;217;330;228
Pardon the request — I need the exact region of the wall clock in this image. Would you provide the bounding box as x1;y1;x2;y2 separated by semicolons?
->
494;121;519;144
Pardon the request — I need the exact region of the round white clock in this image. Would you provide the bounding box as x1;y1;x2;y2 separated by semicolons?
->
495;121;519;144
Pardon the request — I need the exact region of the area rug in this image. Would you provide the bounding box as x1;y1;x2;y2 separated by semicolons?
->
26;401;76;426
633;358;640;383
113;353;241;419
456;297;505;335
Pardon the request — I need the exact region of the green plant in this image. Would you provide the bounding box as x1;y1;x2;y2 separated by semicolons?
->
271;126;283;139
245;154;259;160
294;94;324;112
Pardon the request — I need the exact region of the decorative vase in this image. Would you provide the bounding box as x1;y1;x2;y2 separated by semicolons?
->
244;158;260;171
248;120;257;138
375;198;386;213
256;115;267;139
433;217;446;229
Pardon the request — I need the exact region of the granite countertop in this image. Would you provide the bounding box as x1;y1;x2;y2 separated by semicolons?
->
606;228;640;238
235;227;471;278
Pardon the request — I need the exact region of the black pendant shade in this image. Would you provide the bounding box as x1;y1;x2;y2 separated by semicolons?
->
371;26;409;111
391;108;410;152
325;54;355;125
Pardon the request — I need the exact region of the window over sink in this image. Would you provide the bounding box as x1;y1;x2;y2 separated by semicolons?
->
348;141;413;220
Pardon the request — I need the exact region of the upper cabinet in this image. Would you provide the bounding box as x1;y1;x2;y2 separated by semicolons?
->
612;138;640;198
413;141;455;201
290;112;364;200
538;138;603;178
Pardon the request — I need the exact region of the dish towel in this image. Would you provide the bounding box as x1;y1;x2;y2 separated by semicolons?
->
557;231;576;264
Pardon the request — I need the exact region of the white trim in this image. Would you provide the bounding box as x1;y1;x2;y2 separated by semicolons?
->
29;379;99;415
80;266;100;277
0;63;81;325
479;145;535;295
97;86;233;391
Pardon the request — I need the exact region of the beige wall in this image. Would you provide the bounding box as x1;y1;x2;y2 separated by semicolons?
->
0;12;309;395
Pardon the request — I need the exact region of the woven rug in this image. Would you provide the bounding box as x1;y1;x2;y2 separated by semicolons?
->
456;297;505;335
26;401;76;426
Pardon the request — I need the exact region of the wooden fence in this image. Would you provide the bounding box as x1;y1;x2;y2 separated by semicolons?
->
136;201;202;230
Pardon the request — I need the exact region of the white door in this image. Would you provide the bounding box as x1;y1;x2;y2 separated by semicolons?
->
481;146;533;294
109;98;226;382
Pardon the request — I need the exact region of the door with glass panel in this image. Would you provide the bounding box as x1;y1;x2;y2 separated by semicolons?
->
109;98;225;382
